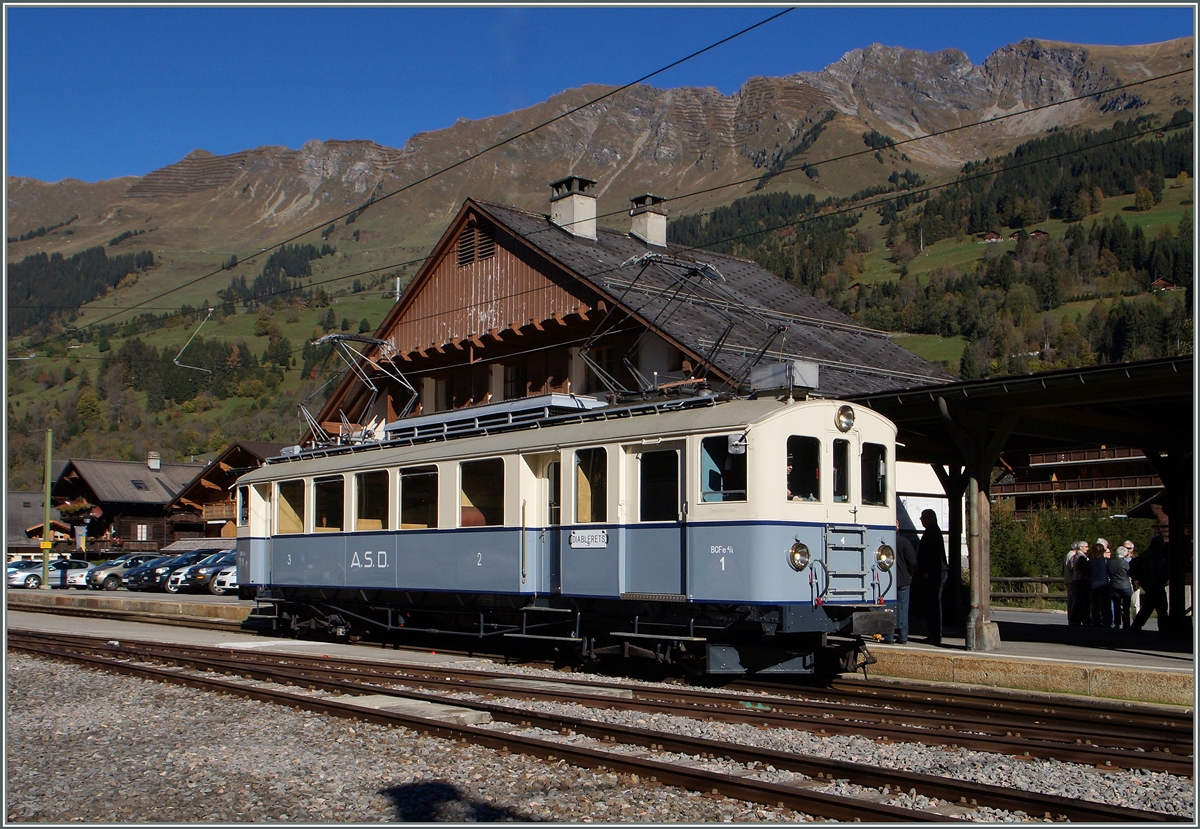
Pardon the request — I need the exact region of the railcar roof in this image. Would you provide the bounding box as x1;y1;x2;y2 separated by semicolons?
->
239;397;889;483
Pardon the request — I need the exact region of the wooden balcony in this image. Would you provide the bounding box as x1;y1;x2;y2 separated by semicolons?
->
993;475;1161;496
202;502;236;521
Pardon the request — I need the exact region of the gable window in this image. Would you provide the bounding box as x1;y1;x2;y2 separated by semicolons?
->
456;222;496;267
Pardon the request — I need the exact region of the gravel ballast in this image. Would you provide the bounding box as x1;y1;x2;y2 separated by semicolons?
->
6;652;1193;822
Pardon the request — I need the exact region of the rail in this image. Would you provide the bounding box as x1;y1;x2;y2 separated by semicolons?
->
990;576;1065;602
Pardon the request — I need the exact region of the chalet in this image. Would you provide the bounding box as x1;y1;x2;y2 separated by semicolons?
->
51;453;207;552
314;176;953;438
1151;277;1177;292
1029;229;1049;240
6;492;69;560
168;441;286;539
992;446;1164;519
980;231;1003;243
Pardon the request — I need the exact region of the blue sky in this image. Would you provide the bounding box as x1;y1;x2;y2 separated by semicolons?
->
5;4;1194;183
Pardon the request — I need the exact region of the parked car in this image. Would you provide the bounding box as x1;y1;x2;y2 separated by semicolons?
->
211;565;238;595
87;553;162;591
122;551;211;592
7;559;43;574
167;550;235;594
7;559;91;590
65;562;98;589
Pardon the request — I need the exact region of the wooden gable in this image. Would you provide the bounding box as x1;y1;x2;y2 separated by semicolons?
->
317;200;610;434
384;204;590;357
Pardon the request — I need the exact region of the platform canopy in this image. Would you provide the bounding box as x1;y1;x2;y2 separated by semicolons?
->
849;355;1192;466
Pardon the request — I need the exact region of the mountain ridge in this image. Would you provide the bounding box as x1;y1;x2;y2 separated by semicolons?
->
6;36;1193;307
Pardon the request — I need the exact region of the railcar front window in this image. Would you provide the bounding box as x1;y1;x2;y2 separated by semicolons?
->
786;436;820;501
700;435;747;502
861;443;888;506
640;450;679;521
276;480;305;534
575;448;607;523
833;439;850;503
355;470;389;530
400;467;438;529
461;459;504;527
314;476;344;532
237;486;249;526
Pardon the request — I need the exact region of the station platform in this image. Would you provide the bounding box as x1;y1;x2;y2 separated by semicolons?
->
5;591;1194;707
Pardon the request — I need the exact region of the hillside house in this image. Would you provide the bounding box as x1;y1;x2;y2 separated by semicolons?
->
313;176;953;438
6;491;69;560
167;441;286;539
51;453;207;552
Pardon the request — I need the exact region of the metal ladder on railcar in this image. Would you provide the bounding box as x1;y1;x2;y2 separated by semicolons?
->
819;525;874;604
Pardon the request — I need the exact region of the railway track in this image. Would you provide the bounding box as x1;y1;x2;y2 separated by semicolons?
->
8;630;1186;822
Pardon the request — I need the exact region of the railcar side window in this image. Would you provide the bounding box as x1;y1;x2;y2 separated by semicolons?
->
786;436;820;501
700;435;747;502
639;450;679;521
314;476;345;532
400;466;438;529
461;459;504;527
833;439;850;503
276;480;305;534
861;443;888;506
575;448;607;523
237;486;249;526
355;470;389;531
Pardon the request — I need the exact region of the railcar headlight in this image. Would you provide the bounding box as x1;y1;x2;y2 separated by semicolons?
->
875;544;896;572
835;405;855;432
787;541;811;572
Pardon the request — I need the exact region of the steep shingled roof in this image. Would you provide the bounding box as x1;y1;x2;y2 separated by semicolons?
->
55;459;207;505
473;200;954;397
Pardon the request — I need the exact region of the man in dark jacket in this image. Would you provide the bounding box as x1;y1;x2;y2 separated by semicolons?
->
915;509;947;645
1131;535;1169;636
883;526;918;644
1108;543;1133;629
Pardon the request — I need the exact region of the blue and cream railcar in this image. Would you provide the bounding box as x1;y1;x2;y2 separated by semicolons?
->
235;393;898;674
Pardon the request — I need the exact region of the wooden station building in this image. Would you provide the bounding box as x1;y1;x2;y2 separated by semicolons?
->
314;176;952;438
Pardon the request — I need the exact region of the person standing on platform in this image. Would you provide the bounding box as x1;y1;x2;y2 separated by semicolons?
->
915;509;947;645
1131;535;1169;636
1108;540;1133;629
884;526;918;644
1063;541;1090;626
1121;541;1140;618
1088;539;1113;628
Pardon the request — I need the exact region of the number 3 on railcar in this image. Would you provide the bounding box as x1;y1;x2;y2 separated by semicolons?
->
234;393;898;676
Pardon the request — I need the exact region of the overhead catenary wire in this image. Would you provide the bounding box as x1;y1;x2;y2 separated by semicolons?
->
17;68;1193;391
31;8;796;341
19;61;1191;336
24;113;1192;399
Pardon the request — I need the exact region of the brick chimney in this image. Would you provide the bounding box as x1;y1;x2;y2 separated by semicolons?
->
549;175;597;240
629;193;667;248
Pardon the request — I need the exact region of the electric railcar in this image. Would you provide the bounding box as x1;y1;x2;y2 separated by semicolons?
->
235;392;899;675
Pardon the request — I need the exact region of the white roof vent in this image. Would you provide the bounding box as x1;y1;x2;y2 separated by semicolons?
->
146;452;161;471
549;175;597;240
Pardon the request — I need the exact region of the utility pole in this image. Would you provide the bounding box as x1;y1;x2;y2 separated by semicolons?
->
41;429;53;590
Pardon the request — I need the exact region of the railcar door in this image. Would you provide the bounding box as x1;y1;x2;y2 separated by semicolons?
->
623;443;685;597
522;453;562;594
